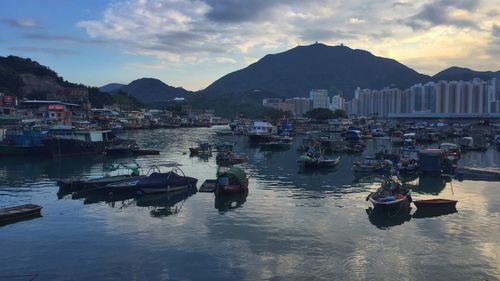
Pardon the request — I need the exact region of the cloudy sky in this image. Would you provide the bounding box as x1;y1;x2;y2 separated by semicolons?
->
1;0;499;90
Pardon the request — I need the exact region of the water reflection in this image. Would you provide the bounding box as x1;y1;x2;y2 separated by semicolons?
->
412;207;458;219
366;203;412;230
214;190;248;212
136;188;197;217
404;175;448;195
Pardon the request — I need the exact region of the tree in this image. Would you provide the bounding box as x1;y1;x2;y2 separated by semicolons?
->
332;109;347;119
304;108;334;120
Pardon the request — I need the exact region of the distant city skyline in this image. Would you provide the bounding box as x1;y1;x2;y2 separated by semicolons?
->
1;0;500;90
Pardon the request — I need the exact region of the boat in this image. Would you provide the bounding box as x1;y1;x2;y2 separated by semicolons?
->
214;167;249;195
248;121;275;143
367;177;412;210
439;143;461;162
390;131;404;146
58;162;143;193
297;154;341;168
413;199;457;209
418;148;445;175
105;163;198;194
260;139;291;150
0;127;49;156
43;126;115;158
456;167;500;181
216;151;248;166
412;200;458;218
353;157;393;173
189;141;212;156
0;204;42;225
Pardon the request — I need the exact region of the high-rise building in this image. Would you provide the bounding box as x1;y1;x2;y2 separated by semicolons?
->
286;97;312;117
309;89;329;109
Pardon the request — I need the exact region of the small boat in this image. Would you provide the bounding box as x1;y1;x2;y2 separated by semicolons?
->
105;163;198;194
216;151;248;166
353;157;393;173
367;177;412;210
413;199;457;209
214;167;249;195
58;162;143;193
0;204;42;225
260;140;291;150
189;141;212;156
297;155;341;168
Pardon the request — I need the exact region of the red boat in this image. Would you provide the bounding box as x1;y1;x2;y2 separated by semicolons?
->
413;199;457;209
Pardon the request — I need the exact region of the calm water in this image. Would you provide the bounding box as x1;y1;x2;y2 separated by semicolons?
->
1;127;499;281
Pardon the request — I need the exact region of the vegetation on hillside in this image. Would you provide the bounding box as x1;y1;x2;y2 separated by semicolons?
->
111;90;144;110
304;108;346;120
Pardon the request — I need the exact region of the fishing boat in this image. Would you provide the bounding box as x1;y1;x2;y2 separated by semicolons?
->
390;131;404;146
248;121;275;143
212;167;249;195
43;126;115;158
0;204;42;225
0;127;49;156
353;157;393;173
439;143;461;162
189;141;212;156
413;199;457;209
260;139;291;150
105;163;198;194
216;151;248;166
367;177;412;210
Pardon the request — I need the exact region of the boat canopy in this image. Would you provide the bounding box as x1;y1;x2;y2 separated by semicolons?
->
218;167;247;185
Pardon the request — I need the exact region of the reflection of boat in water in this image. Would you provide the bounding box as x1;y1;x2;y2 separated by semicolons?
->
365;204;412;230
136;187;197;217
367;177;412;210
412;205;457;219
0;204;43;226
214;190;248;211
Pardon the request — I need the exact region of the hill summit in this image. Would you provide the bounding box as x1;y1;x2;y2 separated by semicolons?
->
203;43;431;98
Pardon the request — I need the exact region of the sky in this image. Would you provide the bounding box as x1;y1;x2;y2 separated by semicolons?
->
1;0;500;91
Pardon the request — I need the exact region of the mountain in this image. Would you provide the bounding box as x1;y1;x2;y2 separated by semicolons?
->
203;43;431;99
0;55;114;107
100;83;125;93
118;78;193;104
432;66;500;82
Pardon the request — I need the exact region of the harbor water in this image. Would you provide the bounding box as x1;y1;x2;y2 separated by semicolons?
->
1;127;499;281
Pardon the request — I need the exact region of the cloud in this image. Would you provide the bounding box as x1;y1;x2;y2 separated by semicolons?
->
486;25;500;56
2;17;41;29
76;0;499;80
403;0;481;30
9;46;76;56
23;33;107;44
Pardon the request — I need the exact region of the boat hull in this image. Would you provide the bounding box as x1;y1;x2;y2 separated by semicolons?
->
0;204;42;226
43;138;105;158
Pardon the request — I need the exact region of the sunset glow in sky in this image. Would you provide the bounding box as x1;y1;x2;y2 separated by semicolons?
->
1;0;499;90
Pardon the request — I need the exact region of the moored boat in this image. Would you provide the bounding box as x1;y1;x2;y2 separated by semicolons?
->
367;177;412;210
214;167;249;195
105;163;198;194
0;204;42;225
413;198;457;209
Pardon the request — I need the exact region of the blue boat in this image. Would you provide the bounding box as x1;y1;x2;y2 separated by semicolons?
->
0;127;49;156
